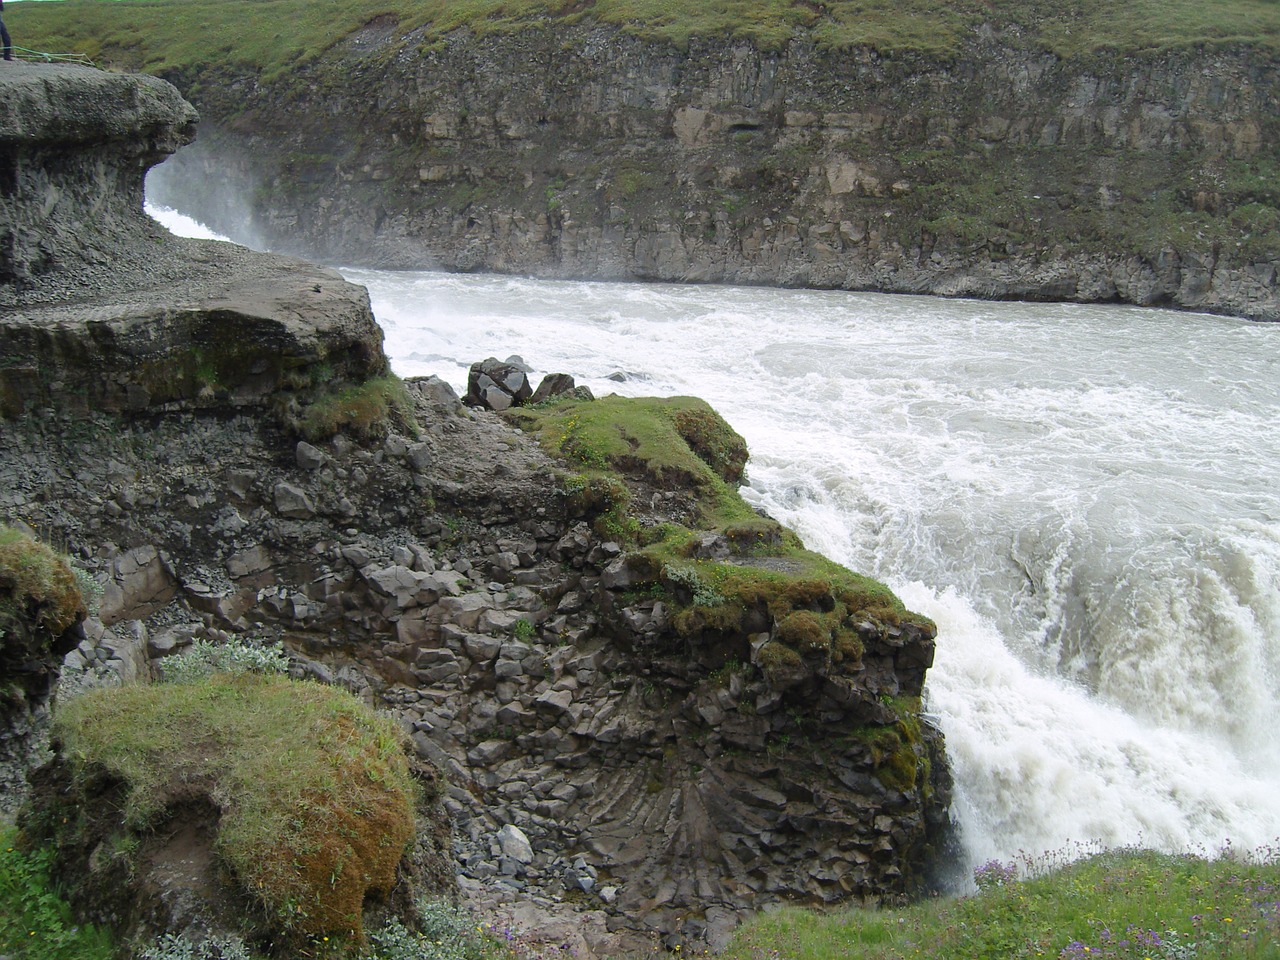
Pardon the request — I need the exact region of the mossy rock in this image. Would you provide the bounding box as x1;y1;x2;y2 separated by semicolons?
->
0;527;87;695
29;673;419;952
508;394;749;498
298;373;419;442
0;527;87;642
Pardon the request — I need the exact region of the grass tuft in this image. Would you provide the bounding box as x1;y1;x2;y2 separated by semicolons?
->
299;374;418;443
0;526;87;641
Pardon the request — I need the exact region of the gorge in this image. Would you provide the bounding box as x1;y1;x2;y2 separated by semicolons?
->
139;23;1280;321
1;63;951;957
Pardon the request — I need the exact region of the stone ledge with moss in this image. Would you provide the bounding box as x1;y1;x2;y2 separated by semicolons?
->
0;63;389;421
504;392;952;926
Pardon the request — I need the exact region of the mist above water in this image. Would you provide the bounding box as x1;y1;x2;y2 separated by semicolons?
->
151;204;1280;873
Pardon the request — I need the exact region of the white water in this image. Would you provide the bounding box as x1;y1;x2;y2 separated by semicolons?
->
149;203;1280;873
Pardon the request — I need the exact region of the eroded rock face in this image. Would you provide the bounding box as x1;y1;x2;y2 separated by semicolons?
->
0;64;389;420
0;63;197;284
1;383;950;955
151;28;1280;320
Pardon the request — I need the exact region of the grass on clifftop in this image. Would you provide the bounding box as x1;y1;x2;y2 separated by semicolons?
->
724;843;1280;960
52;667;416;944
16;0;1280;78
507;394;930;681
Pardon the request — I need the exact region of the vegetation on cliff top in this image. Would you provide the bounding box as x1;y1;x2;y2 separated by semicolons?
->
507;394;930;692
724;843;1280;960
18;0;1280;78
45;659;416;946
0;526;87;645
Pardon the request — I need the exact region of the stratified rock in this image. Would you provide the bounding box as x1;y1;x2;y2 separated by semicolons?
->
0;64;390;420
0;63;196;284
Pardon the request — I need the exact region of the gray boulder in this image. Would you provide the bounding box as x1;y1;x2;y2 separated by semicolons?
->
465;358;533;411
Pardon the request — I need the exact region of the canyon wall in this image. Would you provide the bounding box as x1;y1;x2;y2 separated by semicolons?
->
151;25;1280;319
2;63;950;955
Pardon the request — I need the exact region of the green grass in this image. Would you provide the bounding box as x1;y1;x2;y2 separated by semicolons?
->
15;0;1280;78
723;844;1280;960
51;672;417;944
0;827;116;960
0;526;86;642
299;373;418;442
507;394;933;705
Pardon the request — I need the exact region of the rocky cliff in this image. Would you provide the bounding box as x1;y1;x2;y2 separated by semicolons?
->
148;25;1280;319
1;63;950;956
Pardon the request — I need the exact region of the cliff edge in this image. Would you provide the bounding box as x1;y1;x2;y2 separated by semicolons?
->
0;63;387;420
0;64;951;958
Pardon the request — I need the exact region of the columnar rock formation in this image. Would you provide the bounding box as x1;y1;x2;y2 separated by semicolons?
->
1;64;951;956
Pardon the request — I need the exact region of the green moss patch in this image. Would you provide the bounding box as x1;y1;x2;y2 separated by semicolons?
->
299;374;418;442
0;527;86;643
507;394;932;685
51;674;416;943
510;394;748;492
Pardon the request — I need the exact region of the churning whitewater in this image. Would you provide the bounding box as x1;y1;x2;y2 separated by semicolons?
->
150;202;1280;875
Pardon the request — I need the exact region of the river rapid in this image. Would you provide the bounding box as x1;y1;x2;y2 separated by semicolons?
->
150;203;1280;878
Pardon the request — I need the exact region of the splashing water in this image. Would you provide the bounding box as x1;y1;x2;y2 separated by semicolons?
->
151;205;1280;873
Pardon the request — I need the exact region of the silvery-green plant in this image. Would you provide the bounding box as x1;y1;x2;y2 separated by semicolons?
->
159;638;290;685
139;933;253;960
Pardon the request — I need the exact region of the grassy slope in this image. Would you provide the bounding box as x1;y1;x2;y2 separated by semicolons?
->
15;0;1280;76
52;672;416;944
725;846;1280;960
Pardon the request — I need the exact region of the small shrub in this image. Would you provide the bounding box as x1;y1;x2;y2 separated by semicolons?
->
0;826;115;960
368;902;507;960
139;933;253;960
510;618;535;642
158;638;291;684
665;565;724;607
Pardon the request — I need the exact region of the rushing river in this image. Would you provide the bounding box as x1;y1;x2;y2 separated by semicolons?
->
149;202;1280;875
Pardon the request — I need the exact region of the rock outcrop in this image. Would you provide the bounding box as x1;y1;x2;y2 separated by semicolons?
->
148;27;1280;320
1;63;951;957
0;63;389;421
0;64;196;287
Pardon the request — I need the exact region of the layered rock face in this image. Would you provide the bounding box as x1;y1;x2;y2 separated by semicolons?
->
151;27;1280;319
0;63;388;420
1;63;951;956
0;64;196;284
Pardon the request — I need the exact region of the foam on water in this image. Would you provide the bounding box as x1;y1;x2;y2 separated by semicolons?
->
151;205;1280;872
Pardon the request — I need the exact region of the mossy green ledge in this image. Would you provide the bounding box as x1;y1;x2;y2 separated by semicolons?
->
507;393;951;907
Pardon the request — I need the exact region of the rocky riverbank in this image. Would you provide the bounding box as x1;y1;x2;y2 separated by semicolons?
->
1;63;951;956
